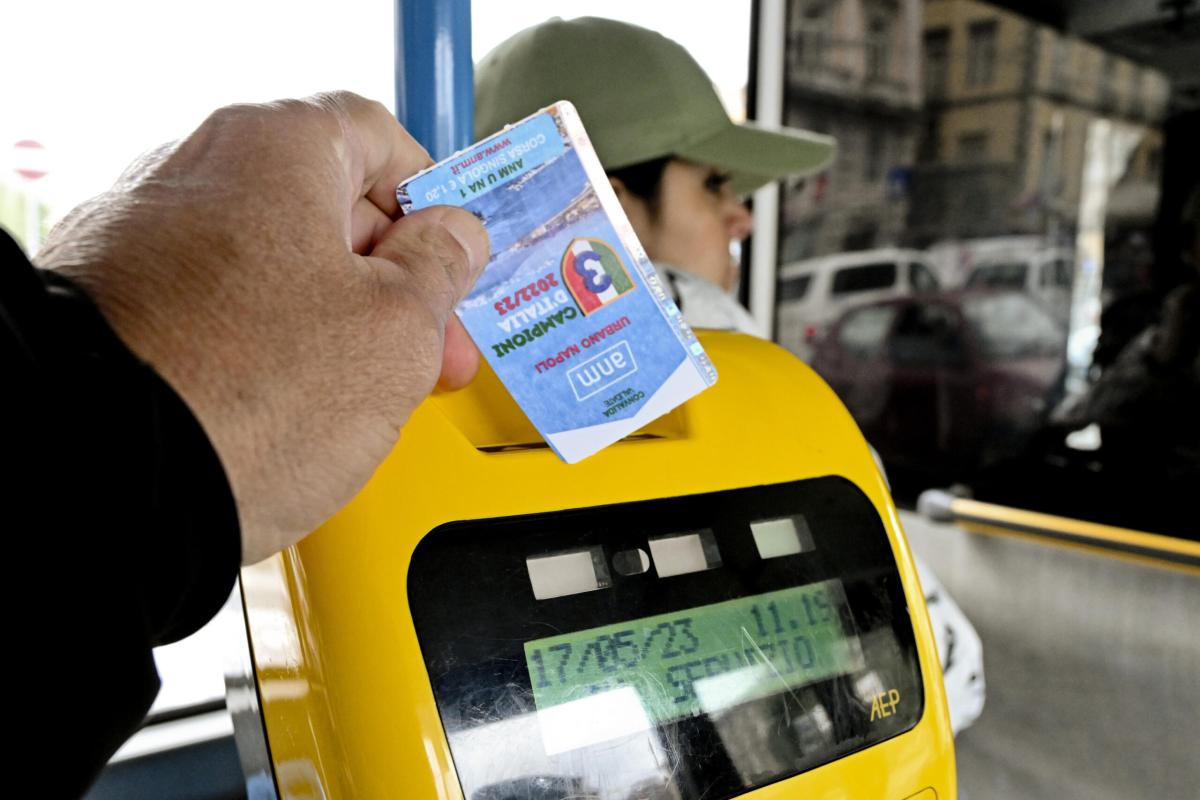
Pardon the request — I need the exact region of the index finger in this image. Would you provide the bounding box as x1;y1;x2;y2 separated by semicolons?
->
311;91;433;218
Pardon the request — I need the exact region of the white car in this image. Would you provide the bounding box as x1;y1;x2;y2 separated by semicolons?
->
924;236;1074;324
964;247;1075;324
776;248;941;361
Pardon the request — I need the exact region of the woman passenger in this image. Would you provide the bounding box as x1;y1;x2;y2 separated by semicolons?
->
474;16;835;334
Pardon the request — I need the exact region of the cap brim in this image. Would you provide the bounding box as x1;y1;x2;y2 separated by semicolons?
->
677;121;836;195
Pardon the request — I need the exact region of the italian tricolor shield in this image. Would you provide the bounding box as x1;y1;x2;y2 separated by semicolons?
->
562;238;635;315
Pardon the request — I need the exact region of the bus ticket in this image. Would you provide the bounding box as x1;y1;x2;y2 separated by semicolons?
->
397;102;716;463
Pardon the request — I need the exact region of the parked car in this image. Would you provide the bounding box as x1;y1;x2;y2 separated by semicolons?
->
776;248;940;361
963;247;1075;323
812;289;1066;478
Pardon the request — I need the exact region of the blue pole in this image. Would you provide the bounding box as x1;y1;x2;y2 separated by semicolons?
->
395;0;474;161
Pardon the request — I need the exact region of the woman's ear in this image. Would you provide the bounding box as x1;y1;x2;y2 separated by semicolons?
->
608;175;628;197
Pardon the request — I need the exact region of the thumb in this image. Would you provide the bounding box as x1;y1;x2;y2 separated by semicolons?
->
368;205;490;314
437;315;482;390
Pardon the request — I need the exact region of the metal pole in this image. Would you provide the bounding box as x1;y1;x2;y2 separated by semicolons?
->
749;0;786;340
394;0;474;161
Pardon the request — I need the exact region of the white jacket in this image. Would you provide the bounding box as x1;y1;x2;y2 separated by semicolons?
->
654;263;759;336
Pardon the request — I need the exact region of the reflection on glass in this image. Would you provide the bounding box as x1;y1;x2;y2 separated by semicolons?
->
710;694;837;787
647;530;721;578
450;703;672;800
750;516;815;559
854;669;887;707
526;547;610;600
536;686;651;756
770;0;1193;542
838;306;898;360
963;293;1064;358
965;261;1029;290
793;703;835;752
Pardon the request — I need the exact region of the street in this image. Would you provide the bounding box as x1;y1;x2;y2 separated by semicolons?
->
901;511;1200;800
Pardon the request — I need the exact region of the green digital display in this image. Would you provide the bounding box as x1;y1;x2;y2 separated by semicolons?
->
523;579;864;725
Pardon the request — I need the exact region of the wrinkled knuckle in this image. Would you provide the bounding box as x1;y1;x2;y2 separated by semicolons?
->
196;102;253;137
359;97;393;126
309;89;363;113
191;102;307;164
386;221;465;276
265;97;313;117
233;97;340;145
366;97;390;118
313;91;386;123
301;92;345;124
417;222;474;295
306;91;378;136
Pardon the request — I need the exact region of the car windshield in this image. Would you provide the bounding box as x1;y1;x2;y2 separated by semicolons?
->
831;262;897;295
966;262;1028;289
963;293;1063;358
778;273;813;301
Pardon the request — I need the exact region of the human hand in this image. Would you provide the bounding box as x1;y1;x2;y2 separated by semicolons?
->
38;92;489;564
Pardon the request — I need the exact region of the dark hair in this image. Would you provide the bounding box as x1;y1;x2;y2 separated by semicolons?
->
607;156;672;217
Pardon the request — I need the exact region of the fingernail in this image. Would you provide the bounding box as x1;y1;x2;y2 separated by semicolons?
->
440;207;491;274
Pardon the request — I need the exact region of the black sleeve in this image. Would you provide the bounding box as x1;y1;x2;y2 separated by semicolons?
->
1;230;242;797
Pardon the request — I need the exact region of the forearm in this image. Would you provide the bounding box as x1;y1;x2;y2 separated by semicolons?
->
2;229;241;794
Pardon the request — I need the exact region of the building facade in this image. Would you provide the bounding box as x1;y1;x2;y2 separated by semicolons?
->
776;0;926;265
907;0;1170;248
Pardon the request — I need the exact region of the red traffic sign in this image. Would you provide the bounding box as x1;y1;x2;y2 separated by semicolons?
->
14;139;49;182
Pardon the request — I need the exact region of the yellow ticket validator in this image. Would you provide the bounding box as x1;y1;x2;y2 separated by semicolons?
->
230;331;956;800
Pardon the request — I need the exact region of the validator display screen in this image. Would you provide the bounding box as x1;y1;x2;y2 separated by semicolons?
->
524;580;864;725
408;477;923;800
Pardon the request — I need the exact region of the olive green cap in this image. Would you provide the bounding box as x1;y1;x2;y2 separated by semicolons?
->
475;16;836;194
